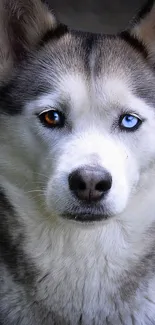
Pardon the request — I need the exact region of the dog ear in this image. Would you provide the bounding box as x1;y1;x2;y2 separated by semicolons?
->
0;0;57;79
125;1;155;62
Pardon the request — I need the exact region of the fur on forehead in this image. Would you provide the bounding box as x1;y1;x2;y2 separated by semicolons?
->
1;0;155;109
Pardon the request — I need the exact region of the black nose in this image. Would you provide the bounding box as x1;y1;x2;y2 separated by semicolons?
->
68;166;112;202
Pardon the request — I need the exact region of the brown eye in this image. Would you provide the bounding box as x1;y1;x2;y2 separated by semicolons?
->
38;109;65;128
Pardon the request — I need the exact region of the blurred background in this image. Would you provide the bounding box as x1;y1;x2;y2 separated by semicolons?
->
47;0;144;33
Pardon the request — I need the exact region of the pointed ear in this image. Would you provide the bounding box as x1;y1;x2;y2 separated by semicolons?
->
0;0;57;79
127;0;155;62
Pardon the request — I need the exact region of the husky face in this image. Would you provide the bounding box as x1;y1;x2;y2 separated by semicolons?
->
2;1;155;324
1;34;155;224
1;2;155;225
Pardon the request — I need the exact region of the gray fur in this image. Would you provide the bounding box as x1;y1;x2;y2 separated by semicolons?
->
1;0;155;324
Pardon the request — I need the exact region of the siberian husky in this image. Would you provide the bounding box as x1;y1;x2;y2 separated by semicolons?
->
1;0;155;324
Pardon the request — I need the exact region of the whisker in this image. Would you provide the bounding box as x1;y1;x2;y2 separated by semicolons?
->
26;190;44;194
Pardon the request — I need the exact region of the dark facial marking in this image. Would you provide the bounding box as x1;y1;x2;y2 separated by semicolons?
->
120;31;148;59
120;232;155;302
0;189;36;285
39;23;69;46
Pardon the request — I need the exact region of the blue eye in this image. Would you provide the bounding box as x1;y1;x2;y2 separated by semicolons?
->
119;114;142;131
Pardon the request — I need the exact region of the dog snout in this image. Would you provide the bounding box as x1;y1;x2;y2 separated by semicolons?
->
68;166;112;203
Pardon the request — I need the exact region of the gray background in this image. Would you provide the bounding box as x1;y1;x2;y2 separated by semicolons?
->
48;0;144;33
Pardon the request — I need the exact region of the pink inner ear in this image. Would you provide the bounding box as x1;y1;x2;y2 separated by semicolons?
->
128;1;155;61
0;0;56;79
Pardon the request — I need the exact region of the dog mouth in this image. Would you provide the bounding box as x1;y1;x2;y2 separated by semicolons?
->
62;208;110;223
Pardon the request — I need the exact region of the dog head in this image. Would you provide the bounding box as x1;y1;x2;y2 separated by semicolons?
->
1;0;155;223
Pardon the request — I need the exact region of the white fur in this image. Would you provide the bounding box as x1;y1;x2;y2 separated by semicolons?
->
1;73;155;324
